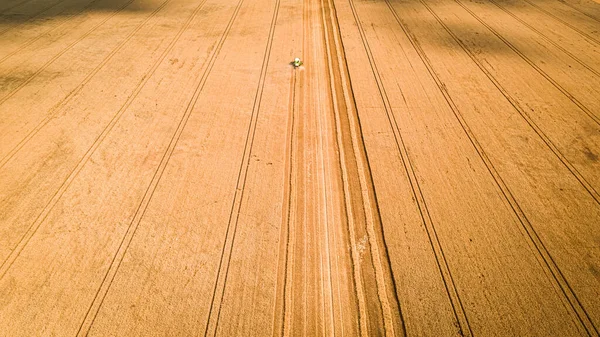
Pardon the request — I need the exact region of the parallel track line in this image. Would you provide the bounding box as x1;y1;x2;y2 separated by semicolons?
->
0;0;170;169
0;0;208;283
399;0;600;205
343;0;473;334
0;0;136;107
204;1;282;334
557;0;600;23
522;0;600;45
315;3;348;331
0;0;71;36
0;0;103;65
276;68;298;337
319;0;368;331
453;0;600;125
487;0;600;78
73;0;244;334
316;46;337;337
388;0;598;334
321;1;389;336
323;0;405;334
302;105;308;336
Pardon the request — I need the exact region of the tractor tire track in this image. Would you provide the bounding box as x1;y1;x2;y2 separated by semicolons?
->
452;0;600;125
0;0;210;281
318;39;349;333
275;68;298;337
0;0;136;107
385;0;599;334
308;0;369;333
316;35;338;335
521;0;600;46
0;0;72;36
341;0;474;335
557;0;600;23
419;0;600;204
315;0;356;330
486;0;600;78
322;0;406;334
0;0;171;169
0;0;105;65
203;0;281;334
72;0;246;333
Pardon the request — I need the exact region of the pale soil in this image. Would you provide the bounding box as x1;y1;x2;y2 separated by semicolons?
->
0;0;599;335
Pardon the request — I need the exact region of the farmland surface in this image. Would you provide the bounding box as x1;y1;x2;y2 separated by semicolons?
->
1;0;600;334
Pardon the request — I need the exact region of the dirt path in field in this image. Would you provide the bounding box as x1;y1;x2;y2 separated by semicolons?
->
1;0;599;335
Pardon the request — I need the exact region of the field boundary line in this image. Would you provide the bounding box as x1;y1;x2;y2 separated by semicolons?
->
387;0;599;334
0;0;171;169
